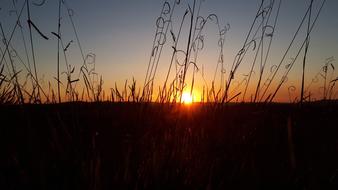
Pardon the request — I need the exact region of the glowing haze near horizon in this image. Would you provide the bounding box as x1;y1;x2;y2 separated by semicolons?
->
1;0;338;102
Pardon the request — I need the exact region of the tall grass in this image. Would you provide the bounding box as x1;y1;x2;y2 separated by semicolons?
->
0;0;335;104
0;0;106;103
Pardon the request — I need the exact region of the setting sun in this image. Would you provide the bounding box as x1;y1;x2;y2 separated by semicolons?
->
1;0;338;189
181;92;193;104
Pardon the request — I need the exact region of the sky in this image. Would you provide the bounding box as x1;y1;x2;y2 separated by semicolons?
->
0;0;337;102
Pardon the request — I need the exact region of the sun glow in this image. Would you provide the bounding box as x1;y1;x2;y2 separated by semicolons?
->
181;92;193;104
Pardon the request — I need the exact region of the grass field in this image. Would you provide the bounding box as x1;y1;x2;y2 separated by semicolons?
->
1;0;338;189
1;102;338;189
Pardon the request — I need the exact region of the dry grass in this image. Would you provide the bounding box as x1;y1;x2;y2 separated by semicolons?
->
0;0;337;189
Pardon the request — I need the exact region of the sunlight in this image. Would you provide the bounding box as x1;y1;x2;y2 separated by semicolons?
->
181;92;193;104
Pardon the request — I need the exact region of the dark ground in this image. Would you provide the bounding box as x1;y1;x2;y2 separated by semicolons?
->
1;102;338;189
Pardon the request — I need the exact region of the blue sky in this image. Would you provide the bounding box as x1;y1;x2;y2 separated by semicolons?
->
0;0;337;101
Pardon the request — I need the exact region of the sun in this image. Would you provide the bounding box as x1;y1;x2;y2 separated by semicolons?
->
181;92;193;104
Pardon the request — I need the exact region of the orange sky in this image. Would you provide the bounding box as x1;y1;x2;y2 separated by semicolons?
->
0;0;337;102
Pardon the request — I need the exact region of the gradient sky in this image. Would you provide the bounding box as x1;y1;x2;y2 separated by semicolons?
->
0;0;337;101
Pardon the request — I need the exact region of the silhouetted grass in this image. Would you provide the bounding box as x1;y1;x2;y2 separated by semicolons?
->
0;0;338;189
1;102;338;189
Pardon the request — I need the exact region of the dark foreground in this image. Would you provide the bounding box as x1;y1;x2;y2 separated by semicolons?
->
1;102;338;189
